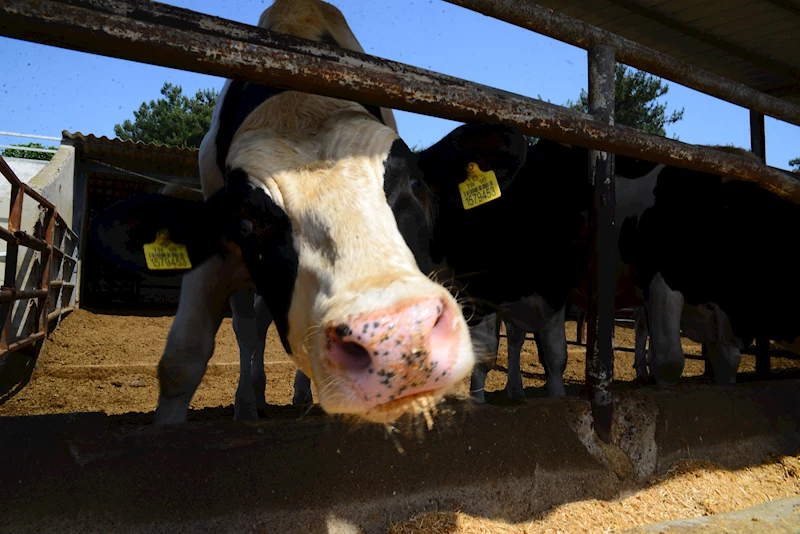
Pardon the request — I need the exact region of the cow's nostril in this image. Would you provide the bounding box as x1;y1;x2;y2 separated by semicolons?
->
330;340;372;372
334;324;352;338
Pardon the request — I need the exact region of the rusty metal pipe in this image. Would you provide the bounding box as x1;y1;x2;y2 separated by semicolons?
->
47;307;74;322
1;0;799;202
586;44;617;443
0;331;45;360
0;226;14;243
0;289;48;303
444;0;800;128
13;230;49;252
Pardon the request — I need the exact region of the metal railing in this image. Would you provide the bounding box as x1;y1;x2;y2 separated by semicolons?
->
2;0;799;439
0;155;77;360
0;131;61;155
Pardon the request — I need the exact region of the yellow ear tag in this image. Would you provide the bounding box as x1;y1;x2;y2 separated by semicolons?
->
458;162;501;210
142;228;192;270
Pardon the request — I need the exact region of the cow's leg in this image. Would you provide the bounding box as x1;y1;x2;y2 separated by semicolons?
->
292;369;313;406
704;341;741;385
504;320;526;400
536;305;568;396
230;290;268;420
252;294;271;413
633;305;650;378
469;313;500;403
155;256;231;425
576;311;585;344
644;272;685;385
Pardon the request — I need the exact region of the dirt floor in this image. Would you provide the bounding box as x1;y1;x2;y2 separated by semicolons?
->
1;309;799;533
388;455;800;534
1;308;798;417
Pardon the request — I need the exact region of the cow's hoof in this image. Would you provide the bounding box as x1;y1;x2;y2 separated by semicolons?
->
292;393;314;407
506;387;526;401
470;392;487;404
233;405;259;421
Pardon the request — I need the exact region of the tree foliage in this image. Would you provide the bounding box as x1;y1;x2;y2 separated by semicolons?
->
790;157;800;172
114;82;219;148
567;64;684;136
1;142;57;161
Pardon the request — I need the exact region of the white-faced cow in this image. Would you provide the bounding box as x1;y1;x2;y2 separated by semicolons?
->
91;0;478;425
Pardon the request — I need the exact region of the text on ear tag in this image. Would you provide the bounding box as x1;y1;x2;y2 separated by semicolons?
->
143;228;192;270
458;162;501;210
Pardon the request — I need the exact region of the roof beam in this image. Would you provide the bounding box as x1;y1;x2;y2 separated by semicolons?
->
762;0;800;17
604;0;800;82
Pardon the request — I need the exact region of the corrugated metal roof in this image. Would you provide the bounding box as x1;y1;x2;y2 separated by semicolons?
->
62;131;200;187
535;0;800;106
61;131;198;157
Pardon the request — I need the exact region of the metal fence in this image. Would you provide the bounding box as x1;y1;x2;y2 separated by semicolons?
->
2;0;799;438
0;131;61;155
0;156;77;361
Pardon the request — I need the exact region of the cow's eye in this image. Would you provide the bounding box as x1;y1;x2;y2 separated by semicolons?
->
233;218;254;239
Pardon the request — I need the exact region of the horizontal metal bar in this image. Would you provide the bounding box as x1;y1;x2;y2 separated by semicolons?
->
0;225;15;243
0;288;48;302
48;280;75;289
565;339;705;361
24;188;54;212
13;231;49;252
0;154;23;188
0;131;61;141
444;0;800;128
56;218;78;240
1;155;58;212
0;144;57;154
0;331;45;359
52;247;78;262
740;348;800;359
2;0;799;202
47;306;74;322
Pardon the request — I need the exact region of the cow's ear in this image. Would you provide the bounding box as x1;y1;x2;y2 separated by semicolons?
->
89;193;223;275
416;123;527;194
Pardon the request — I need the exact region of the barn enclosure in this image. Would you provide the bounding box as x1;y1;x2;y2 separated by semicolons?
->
1;0;800;532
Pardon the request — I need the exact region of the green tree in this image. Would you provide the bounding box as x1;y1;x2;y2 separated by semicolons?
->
1;142;58;161
566;63;684;136
790;157;800;172
114;82;219;149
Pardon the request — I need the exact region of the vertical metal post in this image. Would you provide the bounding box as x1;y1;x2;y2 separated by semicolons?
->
37;208;55;335
749;110;766;163
749;109;771;379
702;344;713;377
586;45;617;443
74;159;88;307
0;182;25;352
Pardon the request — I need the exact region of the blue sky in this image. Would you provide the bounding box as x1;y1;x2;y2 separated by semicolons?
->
1;0;798;170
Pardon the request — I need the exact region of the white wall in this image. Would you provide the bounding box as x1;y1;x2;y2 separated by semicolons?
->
1;146;77;342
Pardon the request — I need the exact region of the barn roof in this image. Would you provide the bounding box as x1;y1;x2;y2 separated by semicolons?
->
61;131;200;189
532;0;800;106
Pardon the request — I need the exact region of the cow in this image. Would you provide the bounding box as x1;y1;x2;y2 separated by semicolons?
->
417;133;743;402
90;0;483;425
414;132;582;401
619;147;800;386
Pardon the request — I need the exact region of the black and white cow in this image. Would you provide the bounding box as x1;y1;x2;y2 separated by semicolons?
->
90;0;480;425
619;152;800;385
416;132;689;401
415;131;583;401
